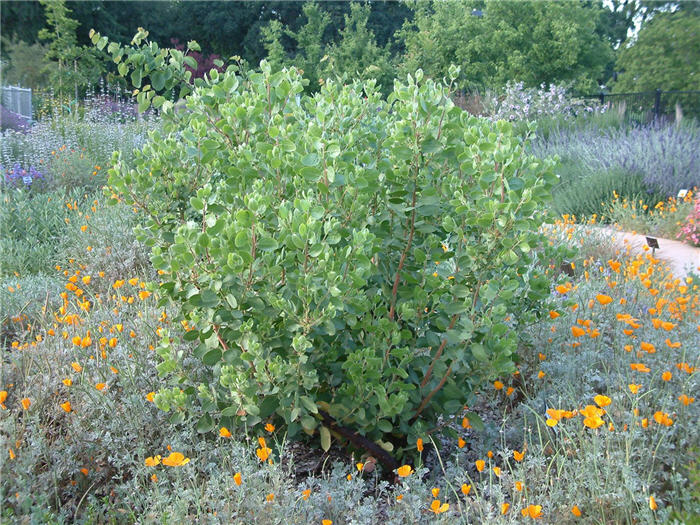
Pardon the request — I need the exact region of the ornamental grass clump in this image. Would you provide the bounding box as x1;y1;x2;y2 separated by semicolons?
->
107;57;563;465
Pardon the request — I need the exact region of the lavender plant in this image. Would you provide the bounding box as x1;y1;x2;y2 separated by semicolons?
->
533;120;700;198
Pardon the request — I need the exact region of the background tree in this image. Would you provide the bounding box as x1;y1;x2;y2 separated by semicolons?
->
285;2;332;92
0;38;53;89
399;0;615;92
614;11;700;115
324;3;394;94
38;0;102;100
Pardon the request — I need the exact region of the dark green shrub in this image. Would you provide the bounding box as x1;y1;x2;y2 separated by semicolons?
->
108;62;562;465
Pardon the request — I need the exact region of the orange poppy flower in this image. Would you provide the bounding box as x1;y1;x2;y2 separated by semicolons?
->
256;447;271;462
475;460;485;472
571;326;585;337
220;427;232;438
594;395;611;408
596;294;613;305
265;423;275;433
144;455;161;467
20;398;30;410
397;465;413;477
429;500;449;514
461;484;471;495
521;505;543;519
571;505;582;517
640;342;655;353
60;401;72;412
513;449;525;462
678;394;695;406
162;452;190;466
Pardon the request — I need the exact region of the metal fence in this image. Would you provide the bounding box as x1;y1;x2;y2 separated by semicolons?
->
580;89;700;121
1;85;33;122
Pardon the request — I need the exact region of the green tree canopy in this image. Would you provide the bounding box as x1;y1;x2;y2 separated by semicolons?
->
399;0;615;92
614;10;700;93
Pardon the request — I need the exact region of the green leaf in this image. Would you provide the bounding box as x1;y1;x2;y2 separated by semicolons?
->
200;289;219;308
196;413;214;433
202;349;222;366
319;426;331;451
471;343;488;361
302;153;319;167
183;56;198;69
131;69;142;88
300;396;318;414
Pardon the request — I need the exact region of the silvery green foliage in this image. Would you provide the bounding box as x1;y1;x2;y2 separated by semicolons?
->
110;60;563;459
485;82;603;123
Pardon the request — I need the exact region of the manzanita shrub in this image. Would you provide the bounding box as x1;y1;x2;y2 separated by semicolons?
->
108;61;563;466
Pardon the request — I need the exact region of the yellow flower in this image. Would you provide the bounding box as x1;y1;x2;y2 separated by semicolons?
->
493;466;501;476
501;502;510;514
322;520;332;525
515;481;523;491
266;493;274;502
220;427;232;438
234;472;242;485
461;483;471;495
429;500;449;514
95;383;106;391
60;401;72;412
356;462;364;472
146;392;155;402
628;384;641;394
649;495;657;511
432;487;440;498
71;362;83;373
144;455;161;467
397;465;413;477
20;398;30;410
162;452;190;466
138;290;152;300
513;450;524;462
475;460;485;472
594;395;611;408
62;379;72;387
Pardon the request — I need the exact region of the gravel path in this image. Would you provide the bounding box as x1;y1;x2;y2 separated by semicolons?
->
586;226;700;279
